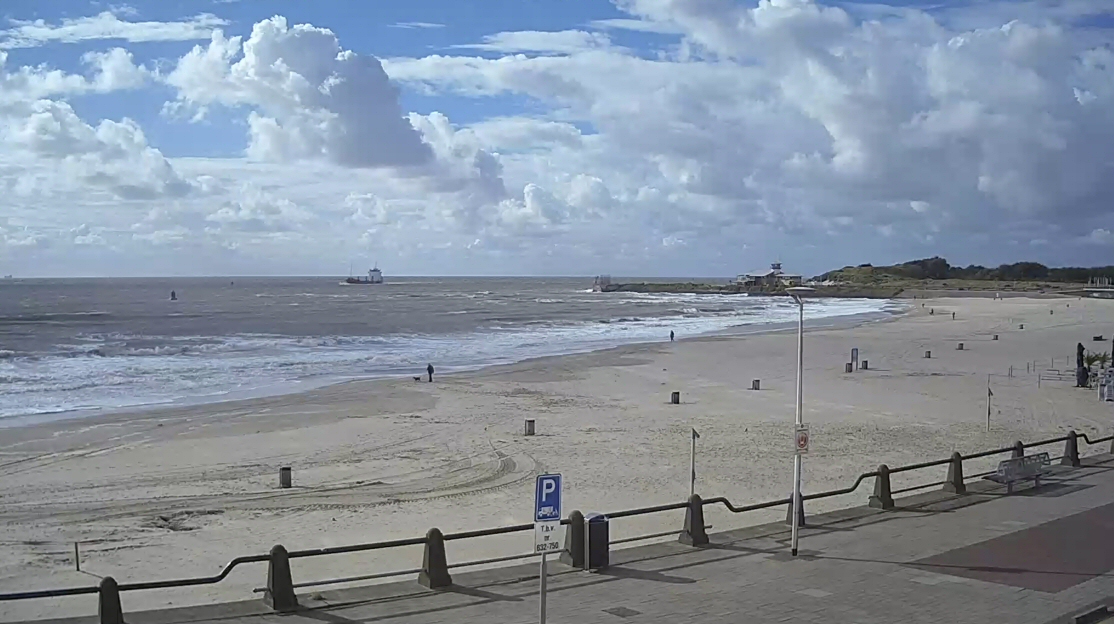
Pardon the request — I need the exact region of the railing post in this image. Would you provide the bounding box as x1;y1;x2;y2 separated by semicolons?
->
943;452;966;494
1062;430;1081;467
98;576;124;624
264;545;298;612
1012;441;1025;458
560;510;585;569
785;494;806;526
868;465;894;510
418;528;452;589
678;494;709;546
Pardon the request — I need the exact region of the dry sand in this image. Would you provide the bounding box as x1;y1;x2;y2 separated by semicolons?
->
2;295;1113;619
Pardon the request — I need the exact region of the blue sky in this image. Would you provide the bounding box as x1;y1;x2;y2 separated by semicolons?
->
1;0;1113;276
3;0;679;159
0;0;959;161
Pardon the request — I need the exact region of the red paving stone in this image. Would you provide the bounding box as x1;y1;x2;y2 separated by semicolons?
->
911;500;1114;592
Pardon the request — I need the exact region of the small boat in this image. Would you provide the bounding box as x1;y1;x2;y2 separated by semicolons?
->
341;266;384;285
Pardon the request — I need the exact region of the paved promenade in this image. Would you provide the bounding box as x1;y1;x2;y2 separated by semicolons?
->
29;454;1114;624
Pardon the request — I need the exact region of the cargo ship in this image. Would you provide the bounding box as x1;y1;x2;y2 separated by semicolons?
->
342;266;384;285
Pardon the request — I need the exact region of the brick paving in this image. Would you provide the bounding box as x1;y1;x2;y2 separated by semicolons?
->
28;455;1114;624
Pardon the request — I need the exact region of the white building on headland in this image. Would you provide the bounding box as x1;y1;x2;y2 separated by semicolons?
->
736;262;802;287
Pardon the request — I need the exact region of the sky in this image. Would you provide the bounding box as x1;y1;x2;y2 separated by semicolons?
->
0;0;1113;277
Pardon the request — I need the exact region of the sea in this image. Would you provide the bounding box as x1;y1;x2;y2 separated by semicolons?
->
0;277;897;426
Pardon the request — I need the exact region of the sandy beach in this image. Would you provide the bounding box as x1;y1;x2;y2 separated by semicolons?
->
2;294;1113;620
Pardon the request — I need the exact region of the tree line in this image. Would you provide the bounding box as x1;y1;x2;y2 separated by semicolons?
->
822;257;1114;283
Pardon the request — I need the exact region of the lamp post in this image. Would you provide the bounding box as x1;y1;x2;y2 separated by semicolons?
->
786;286;813;557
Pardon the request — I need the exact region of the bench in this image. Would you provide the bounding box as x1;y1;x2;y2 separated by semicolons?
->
985;453;1050;493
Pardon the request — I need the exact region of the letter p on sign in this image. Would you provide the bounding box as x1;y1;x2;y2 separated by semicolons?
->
534;474;562;523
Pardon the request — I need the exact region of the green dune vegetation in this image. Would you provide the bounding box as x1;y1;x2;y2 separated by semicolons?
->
599;257;1111;298
816;257;1107;294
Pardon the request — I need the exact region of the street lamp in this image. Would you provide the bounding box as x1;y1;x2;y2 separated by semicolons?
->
786;286;813;557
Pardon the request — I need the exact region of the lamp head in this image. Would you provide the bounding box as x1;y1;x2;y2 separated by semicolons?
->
786;286;814;305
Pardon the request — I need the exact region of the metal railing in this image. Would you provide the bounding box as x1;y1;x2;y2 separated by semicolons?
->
2;430;1111;606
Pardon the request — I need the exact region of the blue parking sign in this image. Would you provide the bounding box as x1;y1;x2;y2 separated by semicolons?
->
534;474;562;523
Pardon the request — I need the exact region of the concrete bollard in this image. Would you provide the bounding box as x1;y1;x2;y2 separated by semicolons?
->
560;510;585;569
869;465;895;510
279;467;291;489
957;343;964;350
751;379;760;391
98;576;124;624
419;528;452;589
524;419;535;436
844;363;853;373
670;391;681;405
785;494;806;526
1062;430;1081;467
861;360;868;370
264;545;298;612
678;494;709;546
924;350;932;359
1012;441;1025;459
943;452;966;494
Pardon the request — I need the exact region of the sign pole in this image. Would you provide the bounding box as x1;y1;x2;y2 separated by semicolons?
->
539;553;547;624
986;374;991;432
689;428;697;497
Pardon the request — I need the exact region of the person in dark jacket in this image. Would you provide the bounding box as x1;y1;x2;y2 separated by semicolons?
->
670;330;675;342
427;363;434;382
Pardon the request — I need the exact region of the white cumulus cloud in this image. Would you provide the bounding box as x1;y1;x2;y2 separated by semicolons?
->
5;3;1114;276
0;11;227;48
166;16;433;169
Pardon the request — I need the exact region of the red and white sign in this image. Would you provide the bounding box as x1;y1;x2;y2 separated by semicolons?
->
795;425;810;455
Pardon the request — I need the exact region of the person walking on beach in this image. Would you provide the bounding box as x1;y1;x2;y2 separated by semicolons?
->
427;363;435;383
670;330;675;342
